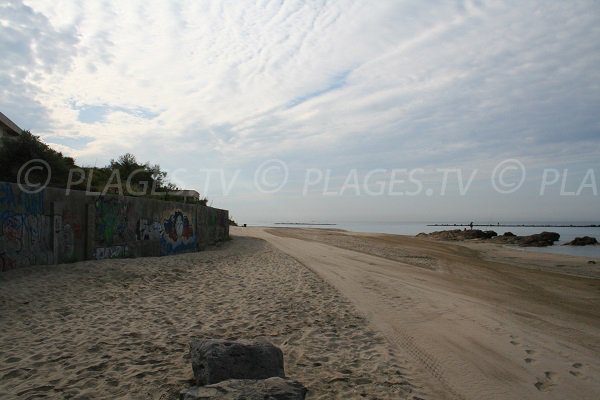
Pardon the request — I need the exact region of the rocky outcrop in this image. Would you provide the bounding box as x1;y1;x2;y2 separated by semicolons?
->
418;230;561;247
517;232;560;247
180;377;308;400
565;236;598;246
492;231;560;247
417;229;497;241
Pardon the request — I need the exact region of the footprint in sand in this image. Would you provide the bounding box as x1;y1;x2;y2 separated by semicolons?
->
534;371;557;391
569;362;583;377
524;349;536;363
509;335;520;346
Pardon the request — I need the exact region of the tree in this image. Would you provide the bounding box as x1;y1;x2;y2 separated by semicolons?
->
0;130;79;189
0;133;203;204
105;153;178;195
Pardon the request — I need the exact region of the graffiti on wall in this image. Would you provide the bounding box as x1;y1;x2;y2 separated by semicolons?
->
135;210;197;256
0;183;50;271
0;183;45;215
160;210;197;255
95;245;129;260
95;197;136;246
137;218;162;241
0;211;51;271
1;181;228;269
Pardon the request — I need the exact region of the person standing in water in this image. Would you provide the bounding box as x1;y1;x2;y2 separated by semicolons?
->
469;221;474;230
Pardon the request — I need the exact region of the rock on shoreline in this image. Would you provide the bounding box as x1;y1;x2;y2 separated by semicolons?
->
416;229;498;241
565;236;598;246
417;229;561;247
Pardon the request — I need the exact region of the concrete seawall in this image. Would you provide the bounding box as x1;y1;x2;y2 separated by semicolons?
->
0;181;229;271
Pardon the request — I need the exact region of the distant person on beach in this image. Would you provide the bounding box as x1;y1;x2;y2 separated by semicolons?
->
469;221;473;230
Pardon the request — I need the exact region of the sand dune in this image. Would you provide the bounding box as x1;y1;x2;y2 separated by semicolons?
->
0;236;416;399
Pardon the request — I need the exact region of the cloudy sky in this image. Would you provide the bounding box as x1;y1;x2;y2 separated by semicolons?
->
2;0;599;223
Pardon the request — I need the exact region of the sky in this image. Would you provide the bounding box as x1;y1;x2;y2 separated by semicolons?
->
1;0;599;223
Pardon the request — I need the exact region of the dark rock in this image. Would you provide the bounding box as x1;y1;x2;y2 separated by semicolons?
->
565;236;598;246
180;377;307;400
419;229;560;247
518;232;560;247
190;338;285;386
588;260;597;264
417;229;496;241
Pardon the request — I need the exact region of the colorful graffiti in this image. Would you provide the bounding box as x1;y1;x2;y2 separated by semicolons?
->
137;218;163;241
1;181;228;270
164;211;194;242
95;197;135;246
0;211;51;271
1;183;49;270
160;210;197;255
0;182;44;214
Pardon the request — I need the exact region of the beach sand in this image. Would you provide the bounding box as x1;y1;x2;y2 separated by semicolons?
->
239;227;600;400
0;236;415;400
2;228;599;399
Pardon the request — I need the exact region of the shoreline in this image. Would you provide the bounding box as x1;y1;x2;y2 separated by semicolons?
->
428;224;599;228
246;224;600;260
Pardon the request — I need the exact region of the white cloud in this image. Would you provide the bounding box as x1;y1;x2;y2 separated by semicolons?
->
2;0;599;221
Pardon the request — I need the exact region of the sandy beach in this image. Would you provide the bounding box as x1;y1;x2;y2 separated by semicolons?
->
1;227;599;399
239;227;600;399
0;234;415;399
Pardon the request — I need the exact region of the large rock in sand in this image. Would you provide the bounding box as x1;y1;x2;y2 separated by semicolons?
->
180;377;307;400
190;338;285;385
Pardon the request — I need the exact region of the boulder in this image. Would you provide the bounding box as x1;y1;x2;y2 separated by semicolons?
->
190;338;285;386
462;230;497;239
180;377;307;400
503;232;516;237
418;229;497;241
518;231;560;247
565;236;598;246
